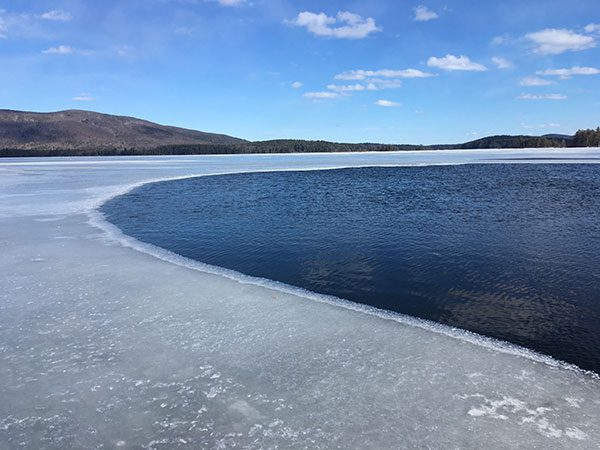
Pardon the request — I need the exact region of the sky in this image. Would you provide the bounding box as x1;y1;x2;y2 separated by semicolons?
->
0;0;599;144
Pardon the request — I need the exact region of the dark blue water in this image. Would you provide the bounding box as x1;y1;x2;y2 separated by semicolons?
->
102;164;600;373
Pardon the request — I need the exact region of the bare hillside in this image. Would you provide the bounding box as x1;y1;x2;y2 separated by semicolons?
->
0;109;244;151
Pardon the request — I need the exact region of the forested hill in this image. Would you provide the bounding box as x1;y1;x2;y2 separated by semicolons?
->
1;109;599;157
0;109;245;153
448;134;572;150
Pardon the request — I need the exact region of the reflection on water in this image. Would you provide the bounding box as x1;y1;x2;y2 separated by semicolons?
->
102;164;600;373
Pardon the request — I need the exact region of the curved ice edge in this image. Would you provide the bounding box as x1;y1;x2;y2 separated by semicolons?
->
86;163;600;380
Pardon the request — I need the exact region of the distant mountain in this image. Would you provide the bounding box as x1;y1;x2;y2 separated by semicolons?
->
1;109;595;157
0;109;244;152
542;134;574;141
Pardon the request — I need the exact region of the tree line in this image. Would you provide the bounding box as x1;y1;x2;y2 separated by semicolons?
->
2;127;599;157
572;127;600;147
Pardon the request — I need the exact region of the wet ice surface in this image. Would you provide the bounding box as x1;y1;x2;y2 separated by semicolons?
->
1;150;600;449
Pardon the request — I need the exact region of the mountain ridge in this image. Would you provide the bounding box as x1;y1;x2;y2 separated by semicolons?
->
1;109;596;157
0;109;245;151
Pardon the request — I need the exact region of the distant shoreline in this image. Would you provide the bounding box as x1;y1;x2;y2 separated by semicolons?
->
3;146;600;159
3;109;598;157
0;139;582;158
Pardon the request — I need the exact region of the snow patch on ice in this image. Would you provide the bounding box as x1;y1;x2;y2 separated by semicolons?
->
229;400;264;421
467;395;588;440
565;397;584;408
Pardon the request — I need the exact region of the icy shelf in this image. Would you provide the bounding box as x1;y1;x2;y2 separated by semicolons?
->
1;149;600;449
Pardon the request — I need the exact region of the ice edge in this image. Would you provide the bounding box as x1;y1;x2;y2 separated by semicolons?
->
86;163;600;380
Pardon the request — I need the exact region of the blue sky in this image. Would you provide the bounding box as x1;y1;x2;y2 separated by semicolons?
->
0;0;599;144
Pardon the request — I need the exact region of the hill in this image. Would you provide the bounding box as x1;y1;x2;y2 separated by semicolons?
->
452;135;568;150
0;109;244;153
1;109;597;157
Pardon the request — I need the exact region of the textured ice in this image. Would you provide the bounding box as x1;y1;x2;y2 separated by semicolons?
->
1;149;600;449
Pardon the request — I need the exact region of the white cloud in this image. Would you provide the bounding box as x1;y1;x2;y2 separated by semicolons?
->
537;66;600;79
327;84;366;92
492;57;513;69
492;34;509;45
375;100;400;107
290;11;380;39
40;10;72;22
366;79;403;90
42;45;75;54
585;23;600;34
72;93;96;101
291;81;303;89
414;6;438;22
218;0;246;6
329;69;430;93
518;93;567;100
520;76;554;86
326;80;404;92
304;91;340;99
525;28;596;55
0;9;75;39
522;122;561;130
335;69;433;80
427;54;487;71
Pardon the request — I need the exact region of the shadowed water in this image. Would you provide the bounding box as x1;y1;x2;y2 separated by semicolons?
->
102;164;600;372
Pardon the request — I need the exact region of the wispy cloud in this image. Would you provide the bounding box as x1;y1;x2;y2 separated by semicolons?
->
537;66;600;79
492;57;513;69
218;0;246;6
525;28;596;55
0;16;6;39
327;80;402;92
289;11;380;39
335;69;433;80
40;10;72;22
327;84;366;92
520;76;554;86
366;79;404;90
427;54;487;71
0;8;72;40
491;34;509;45
375;99;400;107
522;122;561;130
72;93;96;101
174;26;195;36
585;23;600;34
413;6;438;22
42;45;75;55
518;93;567;100
0;9;41;39
327;69;431;93
171;0;248;6
291;81;303;89
114;45;134;57
304;91;340;99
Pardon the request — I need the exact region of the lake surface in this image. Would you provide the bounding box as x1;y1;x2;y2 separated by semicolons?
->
102;164;600;373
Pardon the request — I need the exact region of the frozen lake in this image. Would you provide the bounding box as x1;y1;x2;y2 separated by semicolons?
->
1;149;600;449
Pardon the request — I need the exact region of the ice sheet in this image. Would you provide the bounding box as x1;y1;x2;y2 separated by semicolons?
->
1;149;600;449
